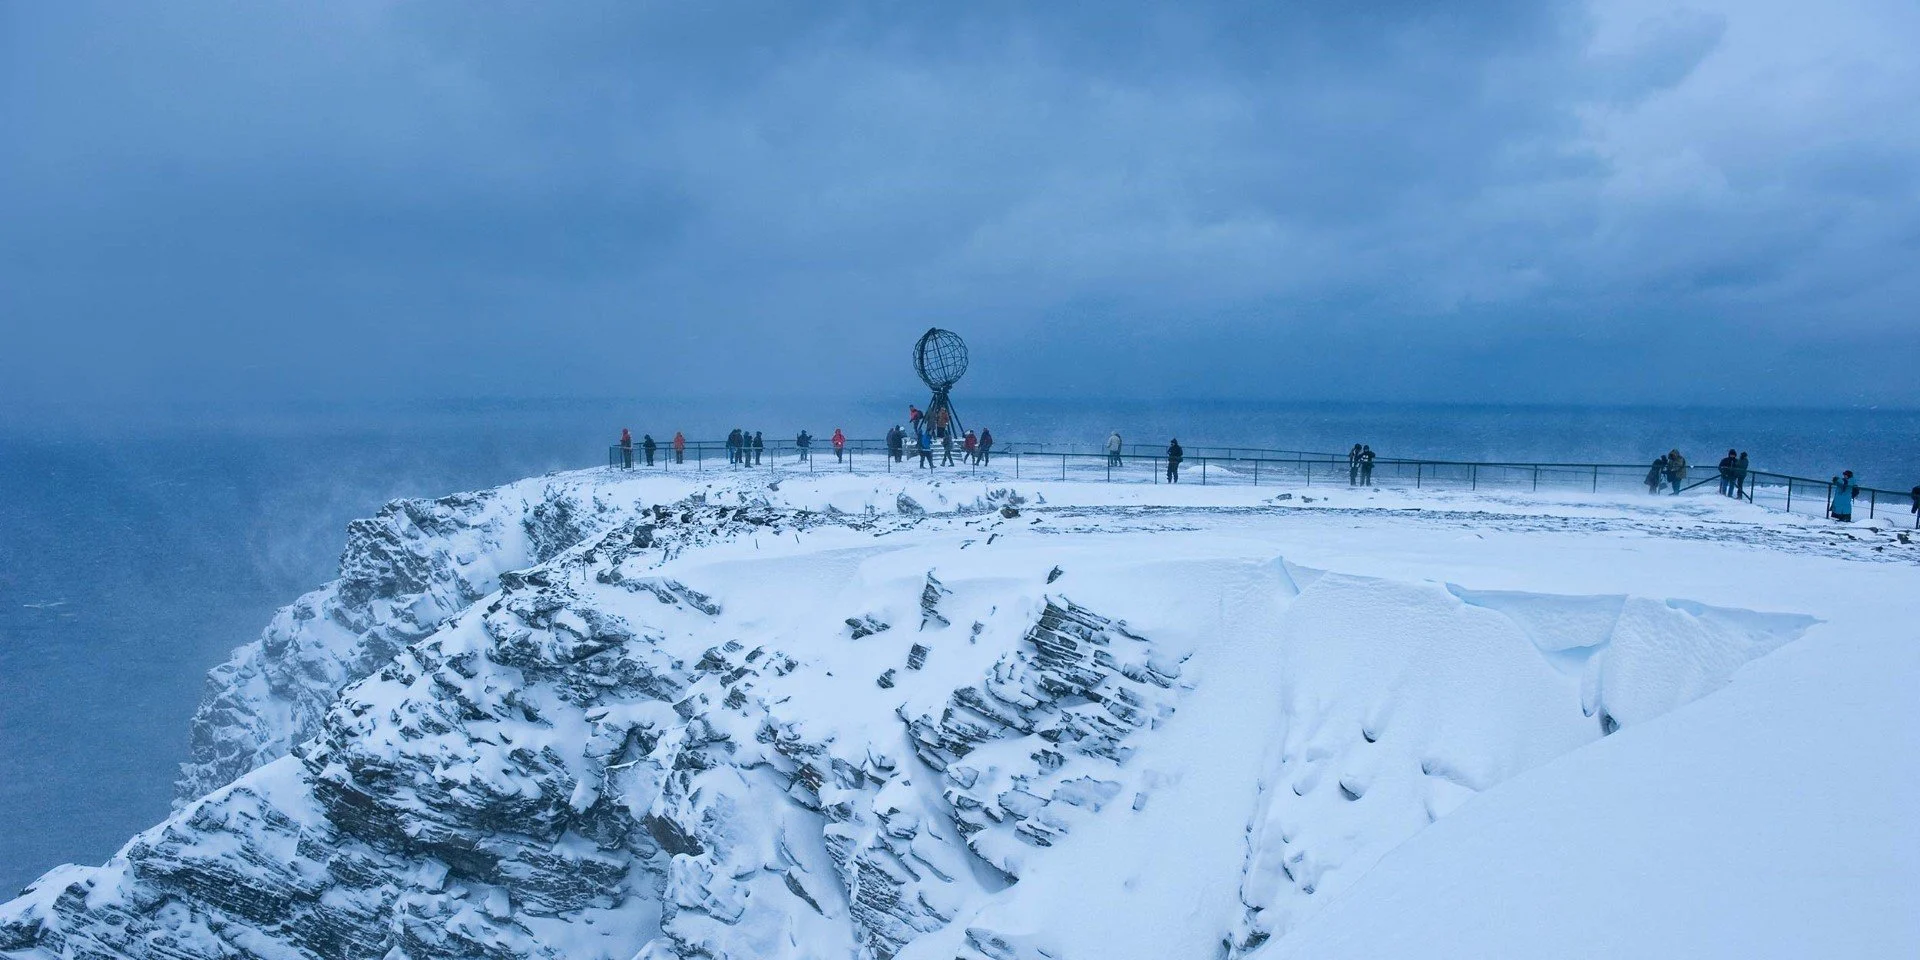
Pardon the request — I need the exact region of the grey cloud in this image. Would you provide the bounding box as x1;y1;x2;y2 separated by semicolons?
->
1;0;1916;415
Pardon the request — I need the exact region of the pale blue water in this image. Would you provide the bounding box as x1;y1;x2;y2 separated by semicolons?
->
2;399;1916;892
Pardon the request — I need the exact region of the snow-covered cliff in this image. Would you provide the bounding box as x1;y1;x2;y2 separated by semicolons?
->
6;471;1914;960
175;474;629;803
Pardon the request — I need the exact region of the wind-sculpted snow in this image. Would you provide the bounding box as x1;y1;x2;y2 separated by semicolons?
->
1224;570;1819;954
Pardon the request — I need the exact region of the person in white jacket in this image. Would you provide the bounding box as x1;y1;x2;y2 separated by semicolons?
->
1107;431;1123;467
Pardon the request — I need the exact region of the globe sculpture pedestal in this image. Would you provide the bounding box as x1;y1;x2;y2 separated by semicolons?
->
913;328;969;440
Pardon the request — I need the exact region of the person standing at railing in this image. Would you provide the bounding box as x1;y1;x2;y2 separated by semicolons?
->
1735;452;1750;499
1166;439;1183;483
1645;457;1666;494
978;428;994;465
1717;450;1738;497
887;425;904;462
1360;445;1377;486
673;431;686;464
1829;471;1859;522
832;428;847;463
1664;449;1688;494
643;434;657;466
620;428;634;470
1108;431;1124;467
725;429;740;465
796;430;812;464
752;431;764;465
1349;444;1362;486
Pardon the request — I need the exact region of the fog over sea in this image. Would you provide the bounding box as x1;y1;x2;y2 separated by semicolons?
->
2;398;1916;891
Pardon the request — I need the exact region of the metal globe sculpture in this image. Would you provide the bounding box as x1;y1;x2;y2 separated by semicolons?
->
913;328;970;391
912;328;968;440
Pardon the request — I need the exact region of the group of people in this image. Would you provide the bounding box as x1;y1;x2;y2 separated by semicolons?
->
1646;448;1753;498
1347;444;1377;486
725;429;765;466
1645;449;1691;494
885;421;994;468
1715;449;1753;498
617;428;688;467
1103;433;1189;483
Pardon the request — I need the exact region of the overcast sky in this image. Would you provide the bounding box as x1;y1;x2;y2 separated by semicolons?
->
3;0;1916;413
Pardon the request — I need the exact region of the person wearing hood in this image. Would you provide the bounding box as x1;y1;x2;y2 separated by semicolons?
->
796;430;812;463
1166;439;1184;483
917;429;934;469
832;428;847;462
1349;444;1363;486
1359;445;1376;486
1107;431;1124;467
1664;449;1688;494
1829;471;1859;522
619;428;633;469
1645;456;1666;494
1717;449;1738;497
963;430;978;463
752;431;764;465
673;431;686;464
1734;451;1750;499
726;429;740;465
978;428;994;465
642;433;657;466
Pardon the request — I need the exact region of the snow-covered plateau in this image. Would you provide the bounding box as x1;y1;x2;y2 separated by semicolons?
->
4;469;1915;960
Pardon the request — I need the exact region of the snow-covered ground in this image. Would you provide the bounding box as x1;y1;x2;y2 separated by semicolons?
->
4;470;1914;959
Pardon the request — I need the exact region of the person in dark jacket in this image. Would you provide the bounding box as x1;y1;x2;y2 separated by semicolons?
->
752;431;764;465
978;428;994;465
1359;445;1376;487
889;425;904;462
1349;444;1362;486
1717;449;1737;496
1166;439;1184;483
1645;457;1666;494
725;429;740;465
941;432;955;466
619;428;633;469
1829;471;1858;522
1734;452;1750;498
796;430;812;463
642;434;657;466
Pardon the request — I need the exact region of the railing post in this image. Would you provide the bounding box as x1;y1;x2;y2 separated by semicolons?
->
1201;458;1207;485
1416;463;1422;488
1015;453;1021;479
1471;464;1477;491
1061;454;1067;480
1305;461;1310;486
1869;490;1876;519
1532;465;1539;491
1254;460;1259;486
1591;465;1598;492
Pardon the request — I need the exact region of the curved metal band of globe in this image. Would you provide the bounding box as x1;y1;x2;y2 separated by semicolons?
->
913;328;969;439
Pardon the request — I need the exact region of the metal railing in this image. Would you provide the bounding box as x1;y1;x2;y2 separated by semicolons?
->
607;441;1919;528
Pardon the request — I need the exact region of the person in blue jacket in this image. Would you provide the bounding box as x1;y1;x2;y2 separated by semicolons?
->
1829;471;1858;522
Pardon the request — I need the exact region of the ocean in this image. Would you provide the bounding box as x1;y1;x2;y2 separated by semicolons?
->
2;398;1916;892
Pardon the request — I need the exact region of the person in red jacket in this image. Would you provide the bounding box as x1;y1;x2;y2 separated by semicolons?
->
962;430;977;464
908;406;923;432
619;428;633;469
831;428;847;462
672;431;686;464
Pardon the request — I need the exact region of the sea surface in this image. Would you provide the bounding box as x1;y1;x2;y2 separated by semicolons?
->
2;398;1917;892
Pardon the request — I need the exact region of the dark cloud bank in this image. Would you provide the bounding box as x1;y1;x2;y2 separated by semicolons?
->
3;0;1916;419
